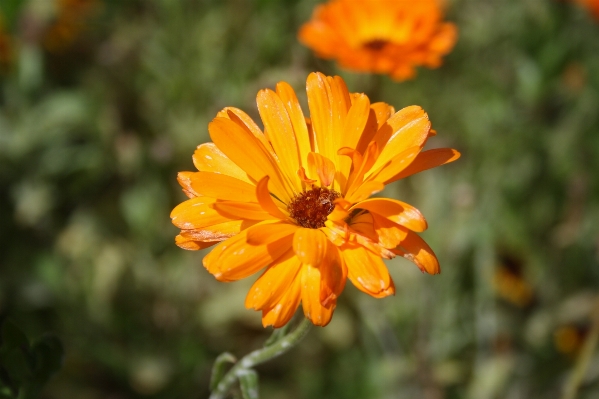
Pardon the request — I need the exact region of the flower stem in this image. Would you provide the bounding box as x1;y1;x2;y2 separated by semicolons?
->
209;317;312;399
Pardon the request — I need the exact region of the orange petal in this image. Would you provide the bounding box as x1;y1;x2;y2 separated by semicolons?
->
209;117;292;202
390;148;461;182
351;198;428;232
306;72;337;164
319;245;346;308
392;228;440;274
365;146;421;184
211;201;273;221
179;219;256;242
203;230;293;282
193;143;250;183
257;89;302;190
301;264;335;326
245;250;301;311
246;222;299;245
345;180;384;204
171;197;236;230
297;167;317;185
307;152;336;187
370;213;409;249
217;107;274;157
293;228;328;266
177;171;199;198
261;271;302;328
255;176;288;220
275;82;312;168
370;106;431;173
342;244;395;298
175;234;217;251
340;93;371;151
189;171;257;202
338;93;371;185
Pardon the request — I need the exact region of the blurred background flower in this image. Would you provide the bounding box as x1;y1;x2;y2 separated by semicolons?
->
1;0;599;398
298;0;457;80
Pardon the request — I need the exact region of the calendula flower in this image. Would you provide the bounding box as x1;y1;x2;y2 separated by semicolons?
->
573;0;599;20
171;72;460;327
298;0;457;81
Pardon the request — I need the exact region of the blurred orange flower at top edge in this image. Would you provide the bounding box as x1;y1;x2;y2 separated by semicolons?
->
171;72;460;328
298;0;458;81
574;0;599;19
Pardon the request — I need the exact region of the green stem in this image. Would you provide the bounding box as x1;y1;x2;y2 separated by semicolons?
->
209;317;312;399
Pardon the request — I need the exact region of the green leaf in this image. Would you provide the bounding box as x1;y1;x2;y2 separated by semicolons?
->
0;322;29;353
238;369;259;399
209;352;236;391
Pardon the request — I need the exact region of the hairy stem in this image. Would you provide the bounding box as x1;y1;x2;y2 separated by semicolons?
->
209;317;312;399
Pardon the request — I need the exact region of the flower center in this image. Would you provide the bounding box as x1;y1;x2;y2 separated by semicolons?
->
287;187;341;229
363;39;388;51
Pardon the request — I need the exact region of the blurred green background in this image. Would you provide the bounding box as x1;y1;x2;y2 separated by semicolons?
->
1;0;599;398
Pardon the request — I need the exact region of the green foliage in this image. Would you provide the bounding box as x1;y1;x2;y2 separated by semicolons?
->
0;321;63;399
1;0;599;398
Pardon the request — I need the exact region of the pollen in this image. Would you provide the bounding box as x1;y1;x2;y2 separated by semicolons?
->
287;186;341;229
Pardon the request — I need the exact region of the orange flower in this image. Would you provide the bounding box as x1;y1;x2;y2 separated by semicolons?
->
298;0;457;81
573;0;599;19
171;72;460;327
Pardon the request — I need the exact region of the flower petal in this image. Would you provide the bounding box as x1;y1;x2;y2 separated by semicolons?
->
209;117;292;202
245;250;301;311
177;171;199;198
392;228;440;274
255;176;289;220
275;82;312;168
370;213;409;248
319;245;346;308
257;89;302;190
193;143;251;183
217;107;274;157
351;198;428;232
301;264;336;326
307;152;336;187
189;171;257;202
365;146;421;184
345;180;384;204
203;230;294;282
246;222;299;245
390;148;461;182
370;106;431;173
261;272;302;328
307;72;350;168
338;93;371;184
293;228;328;266
342;244;395;298
175;234;217;251
180;219;256;242
211;201;273;221
171;197;236;230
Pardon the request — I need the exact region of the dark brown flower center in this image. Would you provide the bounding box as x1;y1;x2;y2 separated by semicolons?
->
287;187;341;229
363;39;388;51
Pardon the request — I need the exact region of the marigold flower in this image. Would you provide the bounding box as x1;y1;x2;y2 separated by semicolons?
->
171;72;460;327
573;0;599;20
298;0;457;81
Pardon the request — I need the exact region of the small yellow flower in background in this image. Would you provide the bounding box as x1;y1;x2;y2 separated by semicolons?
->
171;72;460;328
298;0;457;81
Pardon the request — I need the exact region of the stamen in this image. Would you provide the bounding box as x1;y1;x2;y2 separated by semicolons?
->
287;187;341;229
